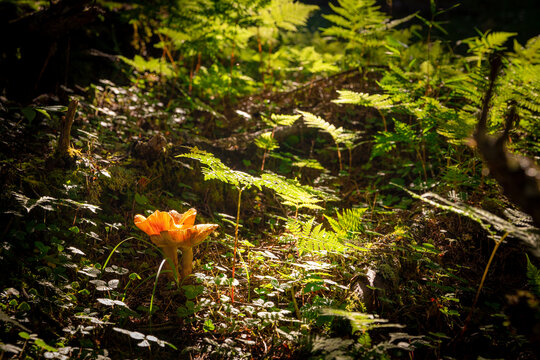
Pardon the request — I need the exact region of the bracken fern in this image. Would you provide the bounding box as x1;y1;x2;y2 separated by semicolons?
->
287;217;347;255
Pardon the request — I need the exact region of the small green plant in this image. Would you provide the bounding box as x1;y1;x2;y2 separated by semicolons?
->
255;113;300;170
299;111;358;172
260;172;326;216
463;30;517;67
254;132;279;170
287;216;346;255
322;0;415;65
325;207;368;241
333;90;393;131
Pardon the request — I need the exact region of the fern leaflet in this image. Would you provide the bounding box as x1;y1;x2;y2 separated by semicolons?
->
325;208;368;239
287;217;347;254
333;90;394;109
177;147;260;190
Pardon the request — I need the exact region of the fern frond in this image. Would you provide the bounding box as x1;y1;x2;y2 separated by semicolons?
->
325;208;368;239
119;55;174;77
333;90;394;109
254;132;279;151
287;217;347;254
484;31;518;49
299;111;344;142
464;30;517;65
321;0;412;57
177;147;260;190
338;131;362;150
292;158;325;171
262;113;301;128
324;0;387;32
259;0;319;32
260;172;324;210
512;36;540;62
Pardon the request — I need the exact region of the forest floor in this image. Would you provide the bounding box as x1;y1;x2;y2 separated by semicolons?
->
1;68;539;360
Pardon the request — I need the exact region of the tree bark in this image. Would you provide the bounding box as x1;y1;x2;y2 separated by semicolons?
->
55;99;79;159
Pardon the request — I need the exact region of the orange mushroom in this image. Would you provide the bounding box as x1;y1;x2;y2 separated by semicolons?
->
134;209;218;280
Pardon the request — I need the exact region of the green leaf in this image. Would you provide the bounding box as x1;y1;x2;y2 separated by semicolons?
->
17;302;31;312
21;108;36;123
254;132;279;151
178;147;260;191
34;108;51;120
182;285;204;300
18;332;30;340
203;319;215;332
526;254;540;297
34;339;57;352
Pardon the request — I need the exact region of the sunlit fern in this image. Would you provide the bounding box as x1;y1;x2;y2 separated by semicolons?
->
325;207;368;240
254;132;279;152
262;113;301;128
322;0;415;65
119;55;174;77
322;0;388;49
333;90;394;109
257;0;319;33
333;90;395;131
287;217;347;255
258;113;300;170
178;148;331;217
299;110;358;171
177;147;258;190
260;172;325;214
463;30;517;67
178;147;260;302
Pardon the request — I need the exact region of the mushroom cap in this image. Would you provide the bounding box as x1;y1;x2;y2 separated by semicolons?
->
134;208;197;236
135;208;218;248
169;224;219;248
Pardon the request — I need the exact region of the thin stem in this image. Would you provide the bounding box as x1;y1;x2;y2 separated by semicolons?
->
261;150;267;171
473;232;508;310
461;232;508;335
231;188;243;303
237;247;251;302
415;145;428;183
379;110;387;132
290;286;301;320
336;141;343;172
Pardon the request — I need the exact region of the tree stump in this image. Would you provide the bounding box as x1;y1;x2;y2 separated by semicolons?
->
52;99;78;167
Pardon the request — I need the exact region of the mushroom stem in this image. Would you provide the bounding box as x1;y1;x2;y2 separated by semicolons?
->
160;245;179;280
179;247;194;279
